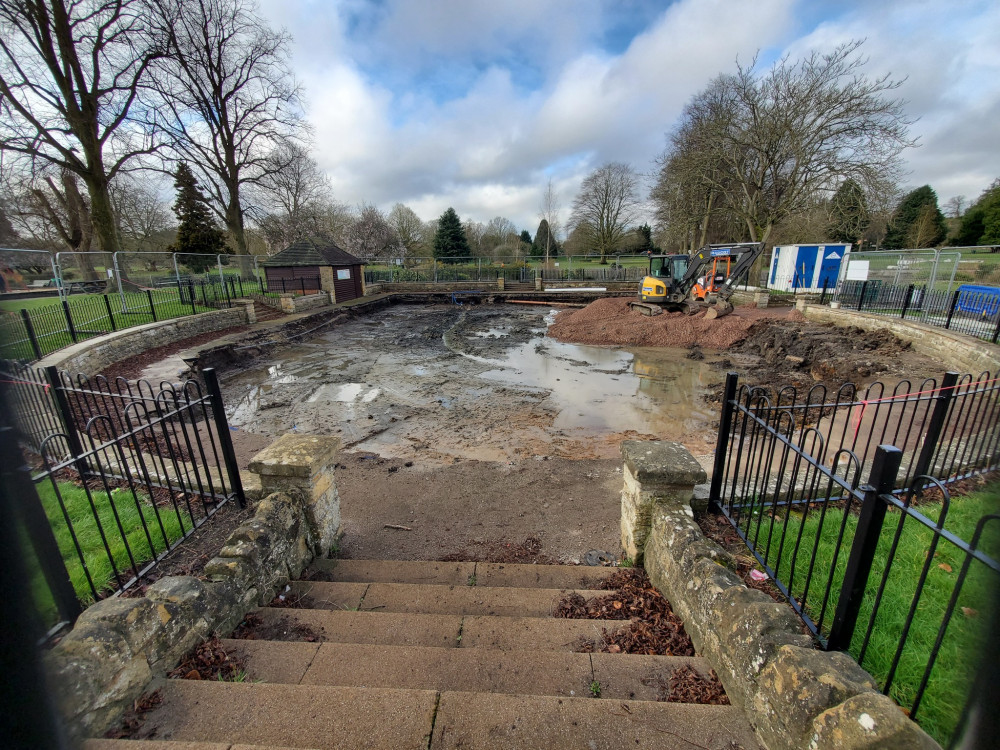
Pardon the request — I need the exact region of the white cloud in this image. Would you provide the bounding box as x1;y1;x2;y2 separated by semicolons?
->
259;0;999;233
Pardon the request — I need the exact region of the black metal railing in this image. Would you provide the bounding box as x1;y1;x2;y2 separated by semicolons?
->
0;275;321;363
9;366;243;630
836;279;1000;343
710;371;1000;743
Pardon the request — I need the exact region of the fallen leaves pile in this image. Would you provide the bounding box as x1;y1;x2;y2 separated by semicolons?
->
554;568;695;657
167;636;249;681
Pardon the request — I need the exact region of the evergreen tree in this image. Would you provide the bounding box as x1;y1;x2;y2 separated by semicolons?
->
827;179;870;244
883;185;947;249
953;179;1000;247
433;207;471;262
168;162;227;271
532;218;559;258
636;223;656;253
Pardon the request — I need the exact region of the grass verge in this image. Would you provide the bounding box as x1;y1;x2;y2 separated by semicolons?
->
750;483;1000;744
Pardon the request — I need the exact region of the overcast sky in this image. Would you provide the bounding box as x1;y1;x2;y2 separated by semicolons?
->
257;0;1000;234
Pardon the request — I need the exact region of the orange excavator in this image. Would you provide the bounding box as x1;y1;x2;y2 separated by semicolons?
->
628;242;764;319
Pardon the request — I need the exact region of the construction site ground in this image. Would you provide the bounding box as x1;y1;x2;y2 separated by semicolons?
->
100;297;950;572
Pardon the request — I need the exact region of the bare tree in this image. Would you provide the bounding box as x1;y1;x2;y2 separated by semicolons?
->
110;174;173;255
944;195;968;219
483;216;520;259
0;0;166;254
254;142;331;248
652;40;915;245
344;204;402;262
152;0;303;263
569;162;642;262
538;178;560;262
387;203;425;258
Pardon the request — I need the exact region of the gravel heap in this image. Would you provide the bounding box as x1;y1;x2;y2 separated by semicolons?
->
547;297;794;349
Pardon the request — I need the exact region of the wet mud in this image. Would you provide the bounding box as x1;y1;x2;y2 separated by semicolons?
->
220;304;725;465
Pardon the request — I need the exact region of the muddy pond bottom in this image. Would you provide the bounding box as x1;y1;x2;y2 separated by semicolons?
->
222;304;723;465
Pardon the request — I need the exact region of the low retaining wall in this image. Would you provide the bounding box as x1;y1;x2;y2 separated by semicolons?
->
804;305;1000;375
621;440;940;750
45;434;342;742
279;291;333;313
37;305;251;376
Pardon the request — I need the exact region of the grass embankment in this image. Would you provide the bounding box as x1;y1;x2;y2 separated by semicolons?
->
29;481;187;620
755;484;1000;744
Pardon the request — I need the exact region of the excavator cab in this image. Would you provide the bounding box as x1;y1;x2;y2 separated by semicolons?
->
640;255;689;303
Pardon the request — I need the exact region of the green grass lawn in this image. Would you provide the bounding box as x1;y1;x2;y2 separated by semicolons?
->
750;484;1000;744
28;481;188;621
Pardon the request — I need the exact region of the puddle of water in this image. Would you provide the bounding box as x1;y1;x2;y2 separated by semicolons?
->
222;305;723;462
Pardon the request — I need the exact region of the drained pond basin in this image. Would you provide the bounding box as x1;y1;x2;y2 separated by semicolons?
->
222;304;724;465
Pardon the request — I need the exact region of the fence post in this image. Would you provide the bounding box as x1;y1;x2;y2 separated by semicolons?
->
709;372;739;507
146;289;157;322
188;280;197;315
19;309;43;360
202;368;246;508
827;445;903;651
238;276;244;296
911;371;959;482
945;289;960;329
992;313;1000;344
900;284;914;319
43;366;89;477
61;299;78;343
0;423;82;627
857;280;868;311
102;294;117;331
300;278;305;295
820;281;828;305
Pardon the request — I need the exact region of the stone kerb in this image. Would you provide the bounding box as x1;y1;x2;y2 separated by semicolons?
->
44;433;341;742
620;440;706;564
630;439;941;750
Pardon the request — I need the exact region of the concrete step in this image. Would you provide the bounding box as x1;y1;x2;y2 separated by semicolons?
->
122;680;759;750
125;680;437;750
307;558;617;589
241;608;634;651
285;581;607;617
431;690;761;750
222;640;713;701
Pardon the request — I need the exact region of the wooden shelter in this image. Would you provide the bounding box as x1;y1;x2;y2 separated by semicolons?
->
262;239;365;302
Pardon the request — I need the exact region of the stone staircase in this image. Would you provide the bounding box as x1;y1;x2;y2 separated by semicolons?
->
502;281;538;293
251;298;287;322
82;559;761;750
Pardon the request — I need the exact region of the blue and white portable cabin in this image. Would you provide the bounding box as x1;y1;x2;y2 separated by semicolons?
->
768;244;850;293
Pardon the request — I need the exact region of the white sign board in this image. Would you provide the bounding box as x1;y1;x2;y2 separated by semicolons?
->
337;269;351;280
845;260;869;281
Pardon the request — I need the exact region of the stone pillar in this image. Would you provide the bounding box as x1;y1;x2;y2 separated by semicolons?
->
248;434;342;556
237;299;256;324
620;440;707;564
534;276;543;291
359;264;368;297
497;275;505;291
319;266;335;293
754;291;770;309
279;293;295;313
795;297;808;311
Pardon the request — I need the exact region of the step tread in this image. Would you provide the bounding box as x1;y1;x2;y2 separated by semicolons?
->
128;681;756;750
431;690;760;750
240;609;634;651
223;640;714;700
126;680;438;750
306;559;617;589
286;581;606;617
85;741;309;750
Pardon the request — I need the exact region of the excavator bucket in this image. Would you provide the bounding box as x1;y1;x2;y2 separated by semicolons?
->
705;300;734;320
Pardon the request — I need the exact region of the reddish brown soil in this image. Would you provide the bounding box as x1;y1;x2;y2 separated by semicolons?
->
166;636;250;681
547;297;801;349
232;612;325;643
97;325;249;382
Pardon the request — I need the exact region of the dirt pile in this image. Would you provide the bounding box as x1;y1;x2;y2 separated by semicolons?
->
732;318;913;388
547;297;769;349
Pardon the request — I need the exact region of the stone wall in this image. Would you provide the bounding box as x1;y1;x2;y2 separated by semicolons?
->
804;305;1000;375
36;307;249;376
278;291;333;313
44;434;342;743
624;440;941;750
